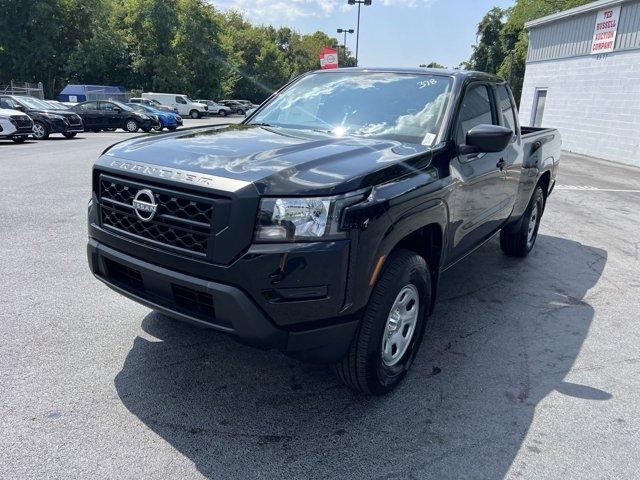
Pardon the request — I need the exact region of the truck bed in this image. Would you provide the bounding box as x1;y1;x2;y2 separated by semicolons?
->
520;126;562;169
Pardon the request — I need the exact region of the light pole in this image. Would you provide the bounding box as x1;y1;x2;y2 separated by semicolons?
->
337;28;355;54
347;0;372;66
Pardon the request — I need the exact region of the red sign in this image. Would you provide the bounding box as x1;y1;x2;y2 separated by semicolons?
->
319;47;339;69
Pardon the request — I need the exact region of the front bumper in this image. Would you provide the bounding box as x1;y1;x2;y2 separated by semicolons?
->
48;118;84;134
87;238;359;363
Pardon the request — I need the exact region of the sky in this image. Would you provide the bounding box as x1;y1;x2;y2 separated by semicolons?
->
211;0;515;68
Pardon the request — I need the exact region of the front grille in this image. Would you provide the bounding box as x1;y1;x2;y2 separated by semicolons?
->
67;115;82;126
98;175;214;256
11;115;32;128
104;257;144;292
172;284;217;319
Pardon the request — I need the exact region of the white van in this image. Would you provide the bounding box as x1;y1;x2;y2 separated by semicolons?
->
141;93;208;118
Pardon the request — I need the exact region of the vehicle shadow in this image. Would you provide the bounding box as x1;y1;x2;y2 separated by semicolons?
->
114;234;607;479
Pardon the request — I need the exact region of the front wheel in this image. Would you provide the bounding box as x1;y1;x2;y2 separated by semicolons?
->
218;109;227;117
124;119;139;133
500;185;545;257
334;249;430;395
32;121;49;140
189;110;200;119
62;132;77;139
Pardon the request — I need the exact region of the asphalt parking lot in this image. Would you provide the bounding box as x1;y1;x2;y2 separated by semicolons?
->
1;122;639;479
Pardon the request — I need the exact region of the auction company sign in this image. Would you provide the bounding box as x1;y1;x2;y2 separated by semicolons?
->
319;47;339;69
591;5;621;54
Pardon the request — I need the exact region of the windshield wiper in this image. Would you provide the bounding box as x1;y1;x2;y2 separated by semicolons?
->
250;122;276;127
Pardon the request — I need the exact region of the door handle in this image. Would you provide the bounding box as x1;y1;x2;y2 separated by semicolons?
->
496;158;506;170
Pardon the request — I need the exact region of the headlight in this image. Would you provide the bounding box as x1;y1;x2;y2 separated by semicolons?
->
254;193;364;243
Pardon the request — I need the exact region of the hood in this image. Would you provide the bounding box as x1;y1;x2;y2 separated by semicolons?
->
101;124;433;195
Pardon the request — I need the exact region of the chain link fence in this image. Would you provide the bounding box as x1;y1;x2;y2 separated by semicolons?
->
0;81;44;99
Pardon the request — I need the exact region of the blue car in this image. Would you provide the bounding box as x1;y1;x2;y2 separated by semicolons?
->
126;103;182;131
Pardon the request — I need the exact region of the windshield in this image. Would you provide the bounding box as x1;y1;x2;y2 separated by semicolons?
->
16;96;54;110
111;101;133;111
250;72;452;145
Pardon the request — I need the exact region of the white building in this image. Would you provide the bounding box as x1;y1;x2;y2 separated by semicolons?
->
520;0;640;166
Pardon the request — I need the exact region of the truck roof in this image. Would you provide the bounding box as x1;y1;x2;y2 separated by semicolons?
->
313;67;504;82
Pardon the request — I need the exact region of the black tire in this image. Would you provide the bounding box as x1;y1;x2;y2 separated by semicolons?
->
219;109;227;117
142;126;152;133
32;121;49;140
500;185;545;257
104;127;116;132
62;132;77;139
168;126;177;131
189;109;200;119
12;136;27;143
124;118;139;133
334;249;430;395
91;129;101;133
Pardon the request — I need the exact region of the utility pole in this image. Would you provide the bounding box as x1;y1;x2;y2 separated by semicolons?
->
347;0;372;66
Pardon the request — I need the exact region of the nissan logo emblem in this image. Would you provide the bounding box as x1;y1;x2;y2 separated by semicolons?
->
132;189;157;222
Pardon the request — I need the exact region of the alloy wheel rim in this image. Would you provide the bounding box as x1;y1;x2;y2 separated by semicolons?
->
33;123;45;138
527;203;539;247
381;284;419;367
126;121;137;131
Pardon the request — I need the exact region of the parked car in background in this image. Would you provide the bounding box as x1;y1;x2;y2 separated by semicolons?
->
141;93;208;119
129;97;178;114
0;95;84;139
195;100;232;117
127;103;182;131
0;108;33;143
244;107;257;117
72;100;153;133
217;100;250;115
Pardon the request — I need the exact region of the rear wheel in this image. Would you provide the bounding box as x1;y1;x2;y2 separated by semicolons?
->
91;128;101;133
142;126;152;133
168;126;177;131
124;119;139;133
189;109;200;119
500;185;545;257
334;249;430;395
12;136;27;143
32;121;49;140
219;109;227;117
62;132;77;139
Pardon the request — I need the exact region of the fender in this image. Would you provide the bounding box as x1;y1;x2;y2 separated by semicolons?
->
341;168;451;314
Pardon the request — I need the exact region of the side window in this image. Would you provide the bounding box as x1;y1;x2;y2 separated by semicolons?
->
78;102;96;111
497;85;517;134
175;96;187;104
99;102;116;111
456;84;495;144
1;97;20;109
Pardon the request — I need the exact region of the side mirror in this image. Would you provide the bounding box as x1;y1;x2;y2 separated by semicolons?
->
461;124;513;154
14;105;25;112
114;107;122;113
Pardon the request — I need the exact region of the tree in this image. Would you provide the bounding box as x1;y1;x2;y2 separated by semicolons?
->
469;0;595;105
468;7;506;75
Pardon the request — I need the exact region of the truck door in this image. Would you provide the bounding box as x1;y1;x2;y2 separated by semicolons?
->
447;82;511;263
175;96;187;115
495;84;521;209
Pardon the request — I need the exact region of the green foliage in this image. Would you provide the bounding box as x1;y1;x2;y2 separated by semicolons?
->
0;0;356;102
468;0;594;106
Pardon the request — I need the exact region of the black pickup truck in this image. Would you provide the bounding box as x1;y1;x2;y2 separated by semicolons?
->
87;68;561;394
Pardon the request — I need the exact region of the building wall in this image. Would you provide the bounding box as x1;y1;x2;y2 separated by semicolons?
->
519;49;640;167
528;0;640;63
